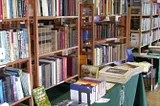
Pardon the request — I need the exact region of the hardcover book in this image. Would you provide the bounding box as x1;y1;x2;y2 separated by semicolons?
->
81;65;99;78
32;86;51;106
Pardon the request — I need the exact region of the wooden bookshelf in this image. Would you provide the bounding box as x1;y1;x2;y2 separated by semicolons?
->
0;0;33;105
80;3;127;67
31;0;80;91
128;2;160;55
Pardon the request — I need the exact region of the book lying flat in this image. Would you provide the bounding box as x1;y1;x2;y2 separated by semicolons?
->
99;63;143;84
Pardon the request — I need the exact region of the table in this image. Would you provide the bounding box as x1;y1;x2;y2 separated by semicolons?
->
134;54;160;91
47;74;148;106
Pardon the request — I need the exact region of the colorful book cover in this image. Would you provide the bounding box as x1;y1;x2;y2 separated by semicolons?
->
81;65;99;78
32;86;51;106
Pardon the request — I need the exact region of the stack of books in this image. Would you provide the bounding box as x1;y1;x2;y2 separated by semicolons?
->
70;77;106;105
99;63;143;84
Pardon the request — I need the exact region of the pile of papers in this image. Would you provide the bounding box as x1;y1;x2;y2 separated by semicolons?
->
99;63;144;84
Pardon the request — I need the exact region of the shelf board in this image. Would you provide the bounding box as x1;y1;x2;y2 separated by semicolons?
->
45;74;78;90
130;14;150;17
37;16;78;20
141;43;149;48
142;15;151;17
95;39;106;43
39;46;78;57
130;29;150;33
1;17;28;22
97;59;126;67
152;27;159;30
95;37;126;43
141;29;150;33
130;30;139;32
131;14;140;16
116;36;127;39
153;14;158;16
0;58;29;67
10;96;31;106
81;27;92;30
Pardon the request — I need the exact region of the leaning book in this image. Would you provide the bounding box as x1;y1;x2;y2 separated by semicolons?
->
81;65;99;78
32;86;51;106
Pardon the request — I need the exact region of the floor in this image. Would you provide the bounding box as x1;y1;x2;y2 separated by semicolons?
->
146;87;160;106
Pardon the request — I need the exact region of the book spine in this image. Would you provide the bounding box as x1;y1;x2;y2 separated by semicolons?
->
0;0;2;20
0;80;4;104
18;0;22;17
5;76;13;104
39;0;43;16
10;75;18;102
2;81;7;102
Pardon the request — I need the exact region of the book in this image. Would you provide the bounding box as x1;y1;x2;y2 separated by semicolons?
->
0;80;4;104
99;63;144;84
32;86;51;106
81;65;99;78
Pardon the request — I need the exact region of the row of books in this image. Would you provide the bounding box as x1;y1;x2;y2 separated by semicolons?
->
0;29;29;65
142;2;151;15
130;31;160;47
0;67;31;104
82;23;119;41
151;29;160;42
38;24;78;55
70;77;106;104
129;0;150;6
141;18;150;31
131;17;140;30
94;43;126;66
38;55;78;88
84;0;128;15
130;33;139;47
37;0;77;16
0;0;27;20
152;17;159;28
141;32;150;47
152;3;159;15
99;63;143;84
94;23;119;40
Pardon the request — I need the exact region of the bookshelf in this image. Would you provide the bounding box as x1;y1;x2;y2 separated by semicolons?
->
30;0;80;90
0;0;33;105
128;1;160;55
80;2;127;67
